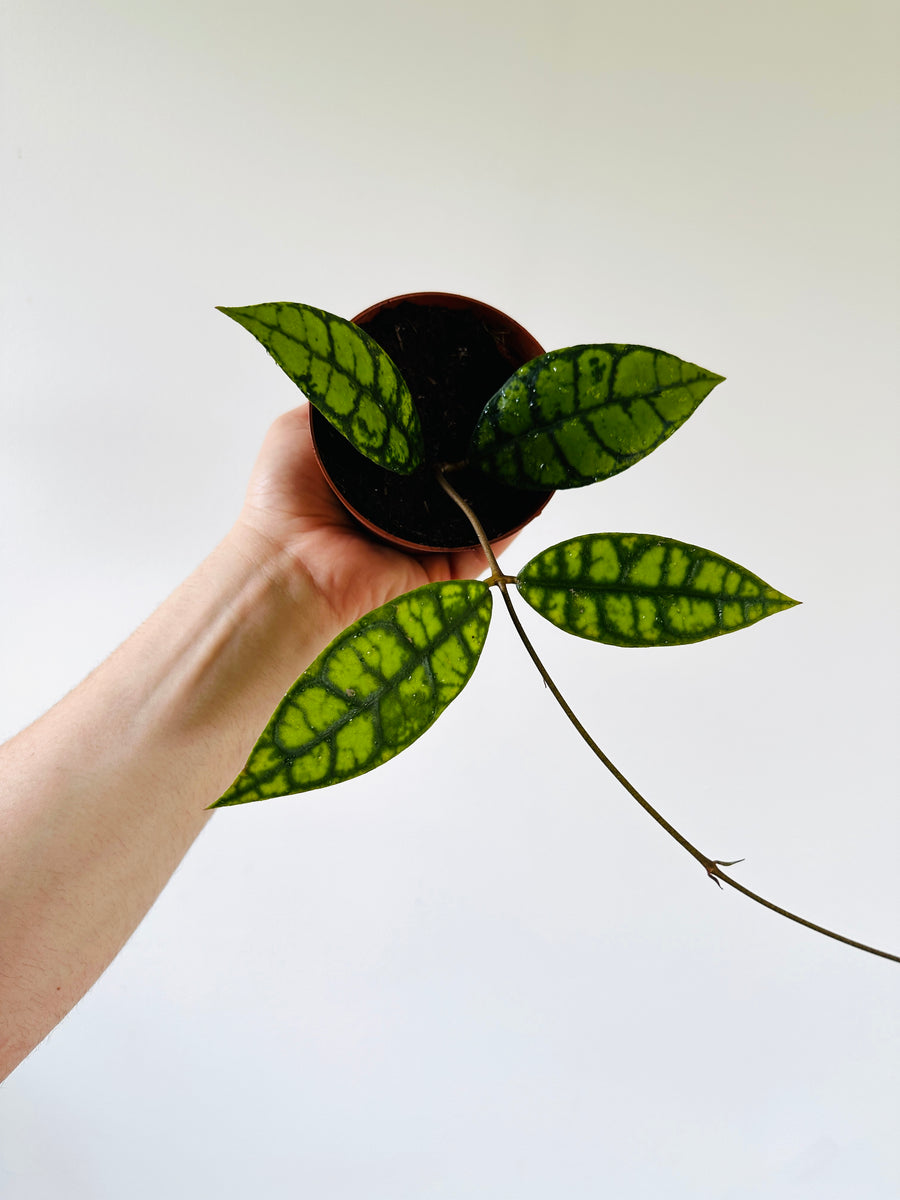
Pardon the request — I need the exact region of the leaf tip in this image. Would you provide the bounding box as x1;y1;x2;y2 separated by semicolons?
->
208;780;248;808
768;591;801;618
697;367;725;392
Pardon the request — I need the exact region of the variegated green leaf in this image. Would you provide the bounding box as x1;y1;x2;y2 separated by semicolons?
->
213;580;492;805
219;302;423;473
470;345;723;489
517;533;798;647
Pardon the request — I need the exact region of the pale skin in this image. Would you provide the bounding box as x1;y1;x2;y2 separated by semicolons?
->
0;405;500;1081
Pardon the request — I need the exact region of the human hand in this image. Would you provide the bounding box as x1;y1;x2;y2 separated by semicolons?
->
233;406;512;634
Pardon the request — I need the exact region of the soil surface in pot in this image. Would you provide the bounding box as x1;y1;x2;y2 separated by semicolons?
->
310;301;548;549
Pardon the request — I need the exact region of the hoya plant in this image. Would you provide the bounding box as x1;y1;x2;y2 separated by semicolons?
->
216;300;896;964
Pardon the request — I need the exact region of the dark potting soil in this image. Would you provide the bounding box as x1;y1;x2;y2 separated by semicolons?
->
310;301;549;549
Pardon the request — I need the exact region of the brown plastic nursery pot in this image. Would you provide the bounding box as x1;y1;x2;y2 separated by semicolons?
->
309;292;552;554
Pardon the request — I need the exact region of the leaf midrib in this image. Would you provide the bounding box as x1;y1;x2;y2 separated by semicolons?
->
271;590;489;760
254;304;380;401
487;375;710;446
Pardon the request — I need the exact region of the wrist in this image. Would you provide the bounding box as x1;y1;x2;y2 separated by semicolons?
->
75;521;346;802
168;521;342;733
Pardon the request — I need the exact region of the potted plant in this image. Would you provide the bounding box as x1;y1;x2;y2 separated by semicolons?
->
215;293;896;964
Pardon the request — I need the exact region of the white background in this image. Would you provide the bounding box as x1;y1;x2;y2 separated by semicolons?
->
1;2;898;1197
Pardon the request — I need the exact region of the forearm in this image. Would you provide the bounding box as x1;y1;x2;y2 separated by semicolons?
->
0;522;338;1079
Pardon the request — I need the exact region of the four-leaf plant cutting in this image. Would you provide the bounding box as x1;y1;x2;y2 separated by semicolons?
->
215;301;897;963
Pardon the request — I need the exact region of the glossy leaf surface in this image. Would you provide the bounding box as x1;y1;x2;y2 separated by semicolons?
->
470;344;723;490
214;580;492;805
517;533;798;647
219;302;423;473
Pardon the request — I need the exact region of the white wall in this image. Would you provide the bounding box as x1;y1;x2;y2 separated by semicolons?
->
1;2;898;1197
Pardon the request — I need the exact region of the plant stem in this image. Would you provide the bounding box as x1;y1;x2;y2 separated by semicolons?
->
436;466;510;586
436;468;899;964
